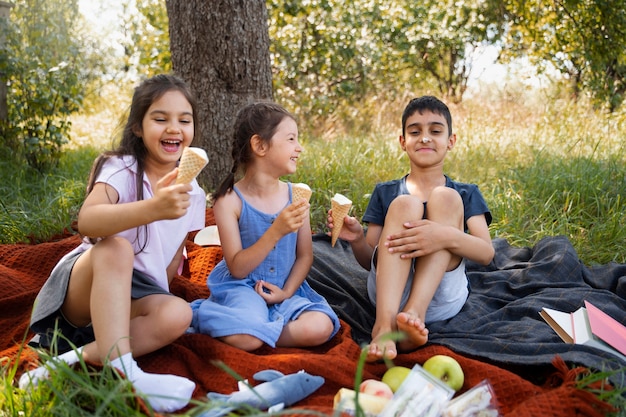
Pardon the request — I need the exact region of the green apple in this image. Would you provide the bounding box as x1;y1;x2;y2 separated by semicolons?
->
422;355;464;391
381;366;412;393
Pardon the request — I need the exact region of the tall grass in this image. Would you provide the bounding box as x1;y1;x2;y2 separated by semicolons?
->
2;85;624;264
290;90;626;265
0;146;99;244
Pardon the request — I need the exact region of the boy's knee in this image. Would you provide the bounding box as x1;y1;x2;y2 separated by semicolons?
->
388;195;424;216
428;187;462;211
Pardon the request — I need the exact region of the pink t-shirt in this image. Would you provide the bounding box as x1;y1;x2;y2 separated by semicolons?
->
54;155;206;291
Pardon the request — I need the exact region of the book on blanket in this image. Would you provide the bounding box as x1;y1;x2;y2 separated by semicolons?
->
539;300;626;362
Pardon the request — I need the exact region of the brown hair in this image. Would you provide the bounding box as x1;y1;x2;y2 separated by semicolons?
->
213;101;294;201
83;74;197;247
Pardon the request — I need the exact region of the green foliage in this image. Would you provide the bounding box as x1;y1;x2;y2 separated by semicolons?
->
501;0;626;111
120;0;171;78
488;155;625;264
78;0;626;130
267;0;500;133
575;363;626;416
2;88;625;417
1;336;329;416
0;0;101;172
0;146;98;244
1;350;151;416
393;0;502;103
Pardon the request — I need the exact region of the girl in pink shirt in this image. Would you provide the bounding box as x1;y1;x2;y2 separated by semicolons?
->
21;74;206;413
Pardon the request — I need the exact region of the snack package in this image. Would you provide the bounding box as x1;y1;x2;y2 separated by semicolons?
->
331;193;352;247
175;147;209;184
380;364;454;417
442;380;500;417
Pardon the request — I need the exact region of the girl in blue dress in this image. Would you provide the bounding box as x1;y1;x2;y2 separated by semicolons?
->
190;102;340;351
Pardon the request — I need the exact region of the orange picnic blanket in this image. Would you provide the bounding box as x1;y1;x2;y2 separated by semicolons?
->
0;210;614;416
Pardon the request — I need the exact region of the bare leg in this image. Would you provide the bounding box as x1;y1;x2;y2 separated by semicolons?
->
397;187;463;353
23;237;196;412
277;311;334;348
219;334;265;351
63;237;193;361
366;195;424;362
62;236;135;362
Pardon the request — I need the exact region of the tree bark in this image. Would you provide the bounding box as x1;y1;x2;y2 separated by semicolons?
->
165;0;273;192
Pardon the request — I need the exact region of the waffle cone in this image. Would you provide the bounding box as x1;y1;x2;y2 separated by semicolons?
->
331;194;352;247
292;183;312;203
176;147;208;184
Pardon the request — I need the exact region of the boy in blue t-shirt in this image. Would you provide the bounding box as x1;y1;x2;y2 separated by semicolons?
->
328;96;494;362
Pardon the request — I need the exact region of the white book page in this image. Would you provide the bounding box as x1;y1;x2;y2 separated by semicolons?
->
540;307;574;342
571;307;592;344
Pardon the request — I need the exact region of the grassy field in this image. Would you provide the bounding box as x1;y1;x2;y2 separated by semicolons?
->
2;85;625;265
291;89;626;266
1;84;625;416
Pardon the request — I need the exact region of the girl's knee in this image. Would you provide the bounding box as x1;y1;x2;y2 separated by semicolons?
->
221;334;264;351
301;313;335;344
92;236;134;265
316;319;335;342
163;297;193;334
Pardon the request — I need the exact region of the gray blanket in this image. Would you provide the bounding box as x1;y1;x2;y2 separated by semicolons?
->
307;234;626;388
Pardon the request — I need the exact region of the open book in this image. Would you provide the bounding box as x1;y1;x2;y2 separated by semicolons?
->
539;300;626;363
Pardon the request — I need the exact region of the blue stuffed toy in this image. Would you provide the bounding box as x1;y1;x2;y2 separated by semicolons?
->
198;369;324;417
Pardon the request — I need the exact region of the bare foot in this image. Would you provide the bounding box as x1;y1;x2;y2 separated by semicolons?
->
396;312;428;352
365;336;398;363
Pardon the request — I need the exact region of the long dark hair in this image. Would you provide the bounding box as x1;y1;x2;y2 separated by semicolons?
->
87;74;198;197
83;74;197;246
212;101;294;201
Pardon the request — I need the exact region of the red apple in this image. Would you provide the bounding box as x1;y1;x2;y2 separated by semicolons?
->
359;379;394;399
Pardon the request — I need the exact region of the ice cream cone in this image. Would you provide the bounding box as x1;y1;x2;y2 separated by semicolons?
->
331;193;352;247
176;147;208;184
292;183;312;203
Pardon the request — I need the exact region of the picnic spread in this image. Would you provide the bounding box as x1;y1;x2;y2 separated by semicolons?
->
1;208;624;416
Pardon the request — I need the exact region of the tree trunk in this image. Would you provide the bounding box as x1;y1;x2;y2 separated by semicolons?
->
165;0;273;193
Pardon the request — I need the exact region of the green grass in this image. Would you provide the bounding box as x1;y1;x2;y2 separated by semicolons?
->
2;90;624;264
1;343;331;417
576;365;626;416
0;146;99;244
290;93;626;265
1;87;625;415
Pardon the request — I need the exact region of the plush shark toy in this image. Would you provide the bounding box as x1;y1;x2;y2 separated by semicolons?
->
198;369;324;417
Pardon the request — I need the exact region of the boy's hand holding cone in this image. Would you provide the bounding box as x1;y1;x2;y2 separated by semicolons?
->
176;147;209;184
331;193;352;247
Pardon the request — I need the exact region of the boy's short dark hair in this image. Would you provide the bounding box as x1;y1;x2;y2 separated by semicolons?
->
402;96;453;138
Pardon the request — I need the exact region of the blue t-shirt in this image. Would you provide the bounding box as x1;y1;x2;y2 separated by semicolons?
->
362;175;492;230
